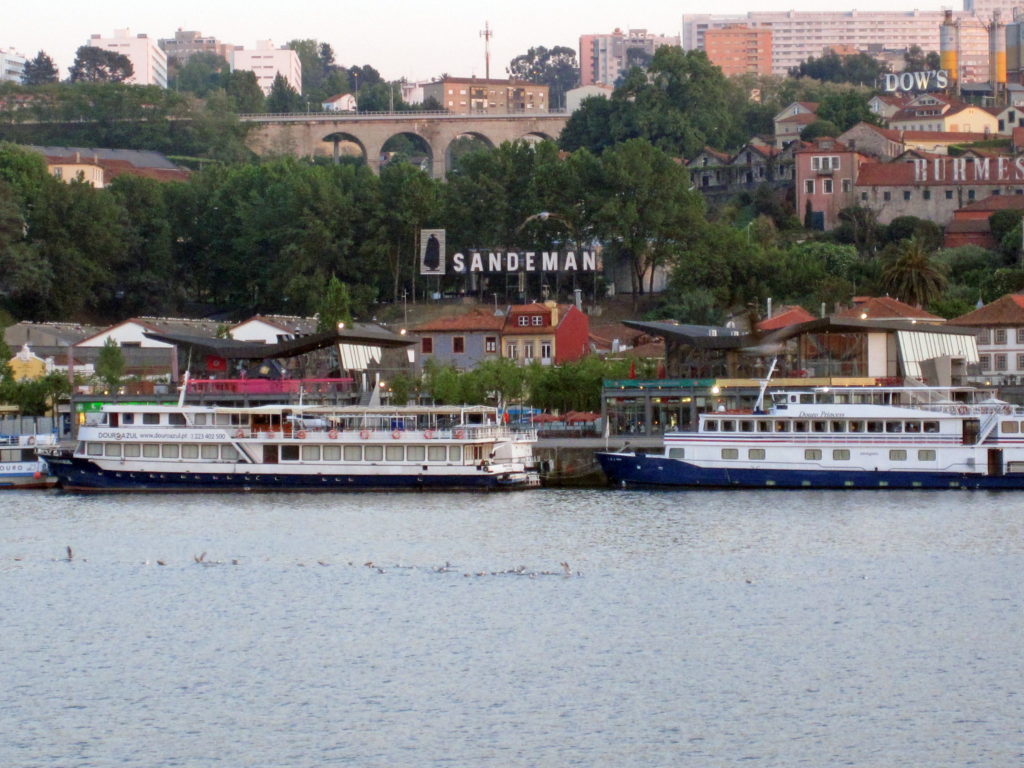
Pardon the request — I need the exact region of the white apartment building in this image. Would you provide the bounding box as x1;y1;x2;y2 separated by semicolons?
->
230;40;301;95
87;29;168;87
0;48;27;83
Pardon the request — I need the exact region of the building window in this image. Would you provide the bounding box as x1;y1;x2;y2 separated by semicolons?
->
945;190;953;199
421;337;433;354
541;341;552;359
861;192;868;201
903;191;911;201
978;329;991;344
968;189;976;200
804;179;814;194
506;343;518;359
532;315;543;326
452;336;465;354
923;189;931;200
823;179;833;194
485;337;497;353
1017;328;1024;344
996;354;1007;371
1018;353;1024;370
523;343;534;359
517;316;529;327
883;191;891;201
995;329;1007;344
980;354;991;370
842;179;851;192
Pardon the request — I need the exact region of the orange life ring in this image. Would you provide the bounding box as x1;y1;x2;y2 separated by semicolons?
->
27;436;36;446
328;429;339;439
453;429;465;439
360;429;370;439
297;430;307;440
234;429;245;439
424;430;435;439
392;429;401;440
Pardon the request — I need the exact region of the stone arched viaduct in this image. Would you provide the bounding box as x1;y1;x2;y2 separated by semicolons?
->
240;112;569;178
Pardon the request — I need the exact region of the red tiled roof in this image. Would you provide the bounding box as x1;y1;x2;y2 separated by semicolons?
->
856;158;1014;187
901;130;992;143
956;194;1024;213
756;306;815;331
776;112;818;125
796;102;819;112
948;294;1024;326
411;309;504;332
835;296;943;321
945;219;991;233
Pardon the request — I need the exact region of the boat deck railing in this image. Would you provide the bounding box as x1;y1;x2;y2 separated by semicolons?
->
221;425;534;441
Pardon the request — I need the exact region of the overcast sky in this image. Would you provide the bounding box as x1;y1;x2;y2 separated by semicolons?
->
9;0;952;83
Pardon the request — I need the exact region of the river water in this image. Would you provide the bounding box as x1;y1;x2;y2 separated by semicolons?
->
1;488;1022;767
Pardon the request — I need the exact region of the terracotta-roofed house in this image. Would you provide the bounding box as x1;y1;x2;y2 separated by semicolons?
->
795;137;870;230
756;305;816;331
944;194;1024;249
409;308;505;371
949;294;1024;382
838;122;905;160
502;302;589;365
835;297;944;323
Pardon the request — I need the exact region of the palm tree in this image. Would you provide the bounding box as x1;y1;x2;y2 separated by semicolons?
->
881;237;948;308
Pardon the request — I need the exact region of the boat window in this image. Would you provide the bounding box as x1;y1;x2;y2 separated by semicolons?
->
365;445;383;462
143;444;159;458
923;421;939;433
721;448;738;459
817;393;835;404
161;444;179;459
386;446;404;462
233;414;250;426
885;421;903;433
104;443;122;457
428;446;447;462
182;445;199;459
280;445;300;461
831;421;846;433
848;421;863;433
201;445;219;459
124;444;141;458
1008;461;1024;473
122;413;135;425
449;446;462;462
344;446;362;461
193;414;207;426
793;421;809;433
799;394;814;404
918;449;936;461
721;420;736;432
774;421;789;432
302;446;320;462
704;420;718;432
668;447;685;459
904;421;921;434
804;449;822;460
323;445;341;462
143;413;160;425
407;446;425;462
748;448;765;460
833;394;850;404
169;414;186;426
87;443;103;456
812;421;828;433
214;414;232;426
740;420;755;433
890;449;907;461
1002;421;1019;434
221;446;239;462
757;421;771;432
833;449;850;461
867;421;884;433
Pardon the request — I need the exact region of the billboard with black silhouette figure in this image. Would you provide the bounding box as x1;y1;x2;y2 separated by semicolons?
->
420;229;445;275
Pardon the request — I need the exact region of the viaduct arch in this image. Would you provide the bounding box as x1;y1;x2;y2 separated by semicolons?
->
240;112;569;178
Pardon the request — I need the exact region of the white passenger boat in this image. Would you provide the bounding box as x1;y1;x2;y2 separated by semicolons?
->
1;433;58;489
597;386;1024;490
42;403;539;492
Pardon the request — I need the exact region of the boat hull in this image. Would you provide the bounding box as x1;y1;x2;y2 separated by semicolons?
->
596;452;1024;490
46;455;538;493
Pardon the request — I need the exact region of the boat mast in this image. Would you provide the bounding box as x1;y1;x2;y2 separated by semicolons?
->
754;357;778;414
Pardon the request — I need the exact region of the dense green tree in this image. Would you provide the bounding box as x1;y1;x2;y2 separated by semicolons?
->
357;81;403;112
904;45;941;72
170;52;230;97
316;275;355;330
507;45;580;109
68;46;134;83
790;51;888;86
21;51;59;85
95;338;125;391
223;70;265;112
800;120;842;141
816;89;879;131
881;238;948;307
266;73;304;113
378;163;441;301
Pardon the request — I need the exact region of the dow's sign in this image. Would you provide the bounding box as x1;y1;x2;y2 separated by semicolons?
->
881;70;949;93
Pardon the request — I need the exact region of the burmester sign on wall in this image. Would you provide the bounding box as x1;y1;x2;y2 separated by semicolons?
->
912;156;1024;183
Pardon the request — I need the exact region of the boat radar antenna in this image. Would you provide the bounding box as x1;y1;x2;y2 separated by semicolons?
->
754;356;778;414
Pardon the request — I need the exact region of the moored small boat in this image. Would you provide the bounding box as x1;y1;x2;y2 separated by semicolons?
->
0;433;58;490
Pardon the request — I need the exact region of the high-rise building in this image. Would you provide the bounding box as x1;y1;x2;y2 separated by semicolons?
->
578;28;680;86
86;30;168;88
0;48;27;83
230;40;301;95
159;29;234;65
703;26;773;76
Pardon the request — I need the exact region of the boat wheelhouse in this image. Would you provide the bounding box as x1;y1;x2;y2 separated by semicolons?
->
1;433;57;489
42;403;539;492
597;386;1024;490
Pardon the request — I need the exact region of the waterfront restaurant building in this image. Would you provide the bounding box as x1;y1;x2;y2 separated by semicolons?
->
600;318;980;437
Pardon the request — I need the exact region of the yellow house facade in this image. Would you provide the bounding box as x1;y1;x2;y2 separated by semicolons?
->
7;344;49;380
